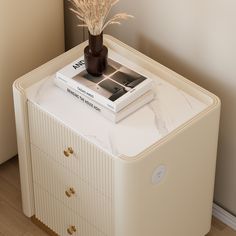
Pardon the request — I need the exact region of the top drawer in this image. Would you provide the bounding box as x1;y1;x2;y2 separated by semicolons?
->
27;101;114;196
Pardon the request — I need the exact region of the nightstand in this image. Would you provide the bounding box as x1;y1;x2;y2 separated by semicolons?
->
13;35;220;236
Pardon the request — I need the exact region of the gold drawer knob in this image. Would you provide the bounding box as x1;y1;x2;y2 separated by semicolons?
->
63;147;74;157
67;225;76;235
65;187;76;198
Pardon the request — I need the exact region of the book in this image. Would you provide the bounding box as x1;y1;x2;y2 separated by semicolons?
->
54;76;154;123
56;56;153;112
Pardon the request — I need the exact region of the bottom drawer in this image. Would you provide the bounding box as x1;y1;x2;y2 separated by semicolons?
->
34;184;106;236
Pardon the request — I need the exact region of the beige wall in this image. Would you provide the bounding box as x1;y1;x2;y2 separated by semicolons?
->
0;0;65;164
65;0;236;215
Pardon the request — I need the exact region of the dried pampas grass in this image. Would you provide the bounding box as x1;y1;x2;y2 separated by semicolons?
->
69;0;133;36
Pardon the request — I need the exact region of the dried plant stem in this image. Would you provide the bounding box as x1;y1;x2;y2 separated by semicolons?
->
69;0;133;36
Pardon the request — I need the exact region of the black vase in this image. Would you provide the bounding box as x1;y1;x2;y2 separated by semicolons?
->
84;31;108;77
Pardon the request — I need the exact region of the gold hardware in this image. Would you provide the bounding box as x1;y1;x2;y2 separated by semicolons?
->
67;225;76;235
64;150;70;157
69;187;75;194
68;147;74;154
71;226;76;232
65;190;71;197
67;228;73;235
65;187;76;198
63;147;74;157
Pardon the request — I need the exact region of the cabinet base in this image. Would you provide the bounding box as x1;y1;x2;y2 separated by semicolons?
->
31;215;59;236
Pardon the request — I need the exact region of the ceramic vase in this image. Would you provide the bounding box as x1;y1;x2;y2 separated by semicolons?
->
84;31;108;76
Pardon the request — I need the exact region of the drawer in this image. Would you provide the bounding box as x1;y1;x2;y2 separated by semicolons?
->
34;183;106;236
28;101;114;196
31;144;113;235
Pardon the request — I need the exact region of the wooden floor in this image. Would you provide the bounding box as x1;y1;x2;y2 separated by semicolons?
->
0;157;235;236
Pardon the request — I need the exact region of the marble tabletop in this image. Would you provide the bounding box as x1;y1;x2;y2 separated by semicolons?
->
26;51;209;158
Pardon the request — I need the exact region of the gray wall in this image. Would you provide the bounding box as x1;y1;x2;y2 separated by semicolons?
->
64;0;236;215
64;0;84;50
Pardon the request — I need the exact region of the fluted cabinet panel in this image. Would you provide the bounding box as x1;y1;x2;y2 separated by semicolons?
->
34;185;105;236
31;144;113;235
28;101;114;198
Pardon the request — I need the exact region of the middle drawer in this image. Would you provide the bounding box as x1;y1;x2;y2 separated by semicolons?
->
31;144;113;235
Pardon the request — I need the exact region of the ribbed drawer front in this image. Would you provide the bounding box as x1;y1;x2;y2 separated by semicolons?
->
34;184;106;236
31;144;113;235
28;101;114;197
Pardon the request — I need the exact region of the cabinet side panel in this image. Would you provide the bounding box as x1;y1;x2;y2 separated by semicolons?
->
13;88;34;216
114;107;220;236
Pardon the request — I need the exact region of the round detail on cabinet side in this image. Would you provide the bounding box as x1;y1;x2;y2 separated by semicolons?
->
151;165;166;185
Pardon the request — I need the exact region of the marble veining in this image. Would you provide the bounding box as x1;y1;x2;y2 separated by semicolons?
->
148;100;169;138
26;70;209;158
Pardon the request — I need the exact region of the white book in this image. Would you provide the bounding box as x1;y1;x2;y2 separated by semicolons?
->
56;56;153;112
54;76;154;123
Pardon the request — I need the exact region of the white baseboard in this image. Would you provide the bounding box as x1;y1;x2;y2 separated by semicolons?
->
213;203;236;231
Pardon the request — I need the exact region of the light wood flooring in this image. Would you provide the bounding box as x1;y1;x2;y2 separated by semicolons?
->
0;157;235;236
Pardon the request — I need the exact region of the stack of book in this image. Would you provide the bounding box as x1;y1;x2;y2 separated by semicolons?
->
55;56;154;123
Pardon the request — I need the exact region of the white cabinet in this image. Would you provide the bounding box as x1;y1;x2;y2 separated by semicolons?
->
13;35;221;236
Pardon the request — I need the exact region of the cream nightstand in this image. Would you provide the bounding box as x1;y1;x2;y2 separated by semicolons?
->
13;35;220;236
